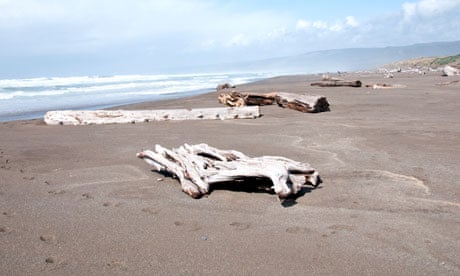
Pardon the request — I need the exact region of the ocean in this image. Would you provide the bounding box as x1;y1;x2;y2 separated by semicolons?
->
0;72;272;122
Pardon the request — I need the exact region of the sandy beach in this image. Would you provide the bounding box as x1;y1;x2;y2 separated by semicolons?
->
1;72;459;275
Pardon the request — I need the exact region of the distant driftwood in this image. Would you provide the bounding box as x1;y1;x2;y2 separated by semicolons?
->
442;65;460;76
364;83;407;89
311;80;362;87
44;107;261;125
218;92;329;113
216;83;236;91
137;143;320;199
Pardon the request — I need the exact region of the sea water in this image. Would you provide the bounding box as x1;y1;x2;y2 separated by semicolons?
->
0;72;271;122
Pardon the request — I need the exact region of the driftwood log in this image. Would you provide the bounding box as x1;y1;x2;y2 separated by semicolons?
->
218;92;329;113
216;83;236;91
275;92;330;113
218;92;277;107
137;143;319;199
44;107;261;125
364;83;407;89
442;65;460;76
311;80;362;87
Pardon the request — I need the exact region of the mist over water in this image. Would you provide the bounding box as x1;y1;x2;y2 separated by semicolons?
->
0;72;272;122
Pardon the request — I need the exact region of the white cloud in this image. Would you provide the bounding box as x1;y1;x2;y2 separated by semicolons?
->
345;16;359;27
1;0;460;77
402;0;460;20
296;19;311;30
296;16;360;33
228;34;250;47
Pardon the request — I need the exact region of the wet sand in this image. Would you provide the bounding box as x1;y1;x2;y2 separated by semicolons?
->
1;72;459;275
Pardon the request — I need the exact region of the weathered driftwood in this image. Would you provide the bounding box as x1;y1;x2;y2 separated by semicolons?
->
44;107;261;126
218;92;277;107
137;143;319;199
311;80;362;87
442;65;460;76
321;74;344;81
218;92;329;113
364;83;407;89
216;83;236;91
275;92;330;113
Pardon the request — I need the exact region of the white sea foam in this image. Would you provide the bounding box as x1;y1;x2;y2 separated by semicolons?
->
0;72;272;121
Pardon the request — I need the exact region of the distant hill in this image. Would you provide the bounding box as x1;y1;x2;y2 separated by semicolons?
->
382;54;460;70
216;40;460;74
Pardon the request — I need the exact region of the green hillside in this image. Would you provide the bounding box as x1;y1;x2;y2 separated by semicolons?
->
384;54;460;69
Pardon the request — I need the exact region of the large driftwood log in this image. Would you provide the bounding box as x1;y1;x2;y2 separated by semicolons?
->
218;92;277;107
137;143;319;199
218;92;329;113
275;92;330;113
44;107;261;125
311;80;362;87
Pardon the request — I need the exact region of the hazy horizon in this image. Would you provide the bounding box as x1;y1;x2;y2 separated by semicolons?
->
1;0;460;78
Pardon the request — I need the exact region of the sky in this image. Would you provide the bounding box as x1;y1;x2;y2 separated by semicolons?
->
0;0;460;77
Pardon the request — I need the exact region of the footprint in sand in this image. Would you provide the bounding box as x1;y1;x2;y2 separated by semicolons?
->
141;208;160;215
48;190;66;195
0;159;11;170
174;221;202;232
2;211;16;218
229;222;251;231
286;226;311;234
106;260;128;271
40;234;57;244
81;193;93;200
45;256;67;268
0;226;12;234
327;224;355;232
102;202;123;207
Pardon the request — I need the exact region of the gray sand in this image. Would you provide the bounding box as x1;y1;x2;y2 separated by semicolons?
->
0;72;459;275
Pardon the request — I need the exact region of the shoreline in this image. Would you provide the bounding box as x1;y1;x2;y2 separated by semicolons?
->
1;71;459;274
0;71;275;123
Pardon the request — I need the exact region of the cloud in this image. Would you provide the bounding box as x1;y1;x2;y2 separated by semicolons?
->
0;0;459;77
345;16;359;27
296;19;311;30
402;0;460;20
295;15;359;33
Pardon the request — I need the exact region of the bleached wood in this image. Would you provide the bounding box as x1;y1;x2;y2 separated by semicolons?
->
137;143;320;199
364;83;407;89
218;92;277;107
275;92;330;113
311;80;362;87
442;65;460;76
218;91;329;113
44;107;261;125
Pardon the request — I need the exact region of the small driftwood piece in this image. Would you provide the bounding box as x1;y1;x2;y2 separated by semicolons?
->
137;143;319;199
44;107;261;126
275;92;330;113
364;83;407;89
216;83;236;91
311;80;362;87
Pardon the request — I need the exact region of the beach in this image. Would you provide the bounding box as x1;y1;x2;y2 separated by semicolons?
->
1;72;459;275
